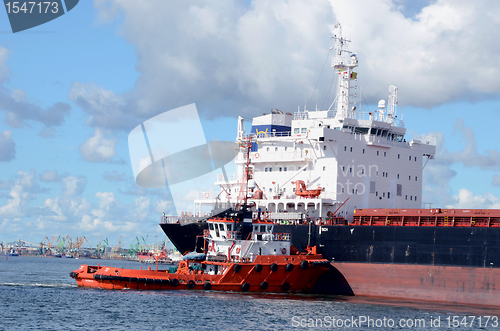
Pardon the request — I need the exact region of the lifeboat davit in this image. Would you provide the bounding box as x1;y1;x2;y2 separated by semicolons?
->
295;180;322;198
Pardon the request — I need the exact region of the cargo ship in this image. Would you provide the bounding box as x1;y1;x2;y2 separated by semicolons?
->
160;23;500;307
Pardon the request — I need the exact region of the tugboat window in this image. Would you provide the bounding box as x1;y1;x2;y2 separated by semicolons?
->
227;224;232;231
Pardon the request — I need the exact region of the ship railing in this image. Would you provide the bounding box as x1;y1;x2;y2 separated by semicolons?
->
266;212;304;220
196;191;217;200
351;214;500;228
214;173;238;182
349;111;405;128
161;216;180;224
246;152;314;162
248;131;292;139
249;232;291;241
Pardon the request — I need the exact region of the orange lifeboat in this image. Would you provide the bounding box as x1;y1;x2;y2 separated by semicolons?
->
295;180;322;198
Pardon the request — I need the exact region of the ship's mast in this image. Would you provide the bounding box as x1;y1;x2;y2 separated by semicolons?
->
236;136;252;211
331;23;358;120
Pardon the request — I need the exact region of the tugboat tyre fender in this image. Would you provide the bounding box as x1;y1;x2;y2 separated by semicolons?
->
270;263;278;272
241;282;250;292
300;260;309;270
286;263;294;272
203;282;212;290
260;281;268;290
283;282;290;291
254;264;263;272
171;278;179;287
233;264;242;273
187;280;196;289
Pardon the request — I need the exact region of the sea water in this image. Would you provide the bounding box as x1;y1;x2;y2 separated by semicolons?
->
1;256;499;330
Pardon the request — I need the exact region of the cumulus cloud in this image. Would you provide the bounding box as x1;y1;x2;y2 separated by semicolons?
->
0;170;45;218
79;0;335;130
423;118;500;207
492;174;500;187
62;176;87;197
39;170;63;182
0;130;15;161
446;188;500;209
0;46;71;130
79;129;117;162
80;0;500;134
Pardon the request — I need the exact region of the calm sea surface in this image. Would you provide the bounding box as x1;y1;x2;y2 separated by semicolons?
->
1;256;500;330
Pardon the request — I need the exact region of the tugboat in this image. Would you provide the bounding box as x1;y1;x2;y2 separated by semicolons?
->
70;138;330;292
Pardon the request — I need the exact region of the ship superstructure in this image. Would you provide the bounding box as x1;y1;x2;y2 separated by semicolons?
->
196;23;435;222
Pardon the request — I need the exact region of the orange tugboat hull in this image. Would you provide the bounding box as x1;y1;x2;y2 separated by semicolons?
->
70;255;330;293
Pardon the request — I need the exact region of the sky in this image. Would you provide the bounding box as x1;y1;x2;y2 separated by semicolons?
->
1;0;500;248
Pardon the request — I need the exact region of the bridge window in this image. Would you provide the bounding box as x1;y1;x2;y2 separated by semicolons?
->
301;128;307;133
377;151;379;156
227;224;232;231
294;128;299;134
398;154;400;159
323;146;327;151
284;167;287;172
275;147;278;151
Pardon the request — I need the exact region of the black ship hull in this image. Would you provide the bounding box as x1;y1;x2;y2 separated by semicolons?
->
161;221;500;307
161;221;500;268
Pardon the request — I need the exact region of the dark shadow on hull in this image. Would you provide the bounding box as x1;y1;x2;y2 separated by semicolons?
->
311;265;354;296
